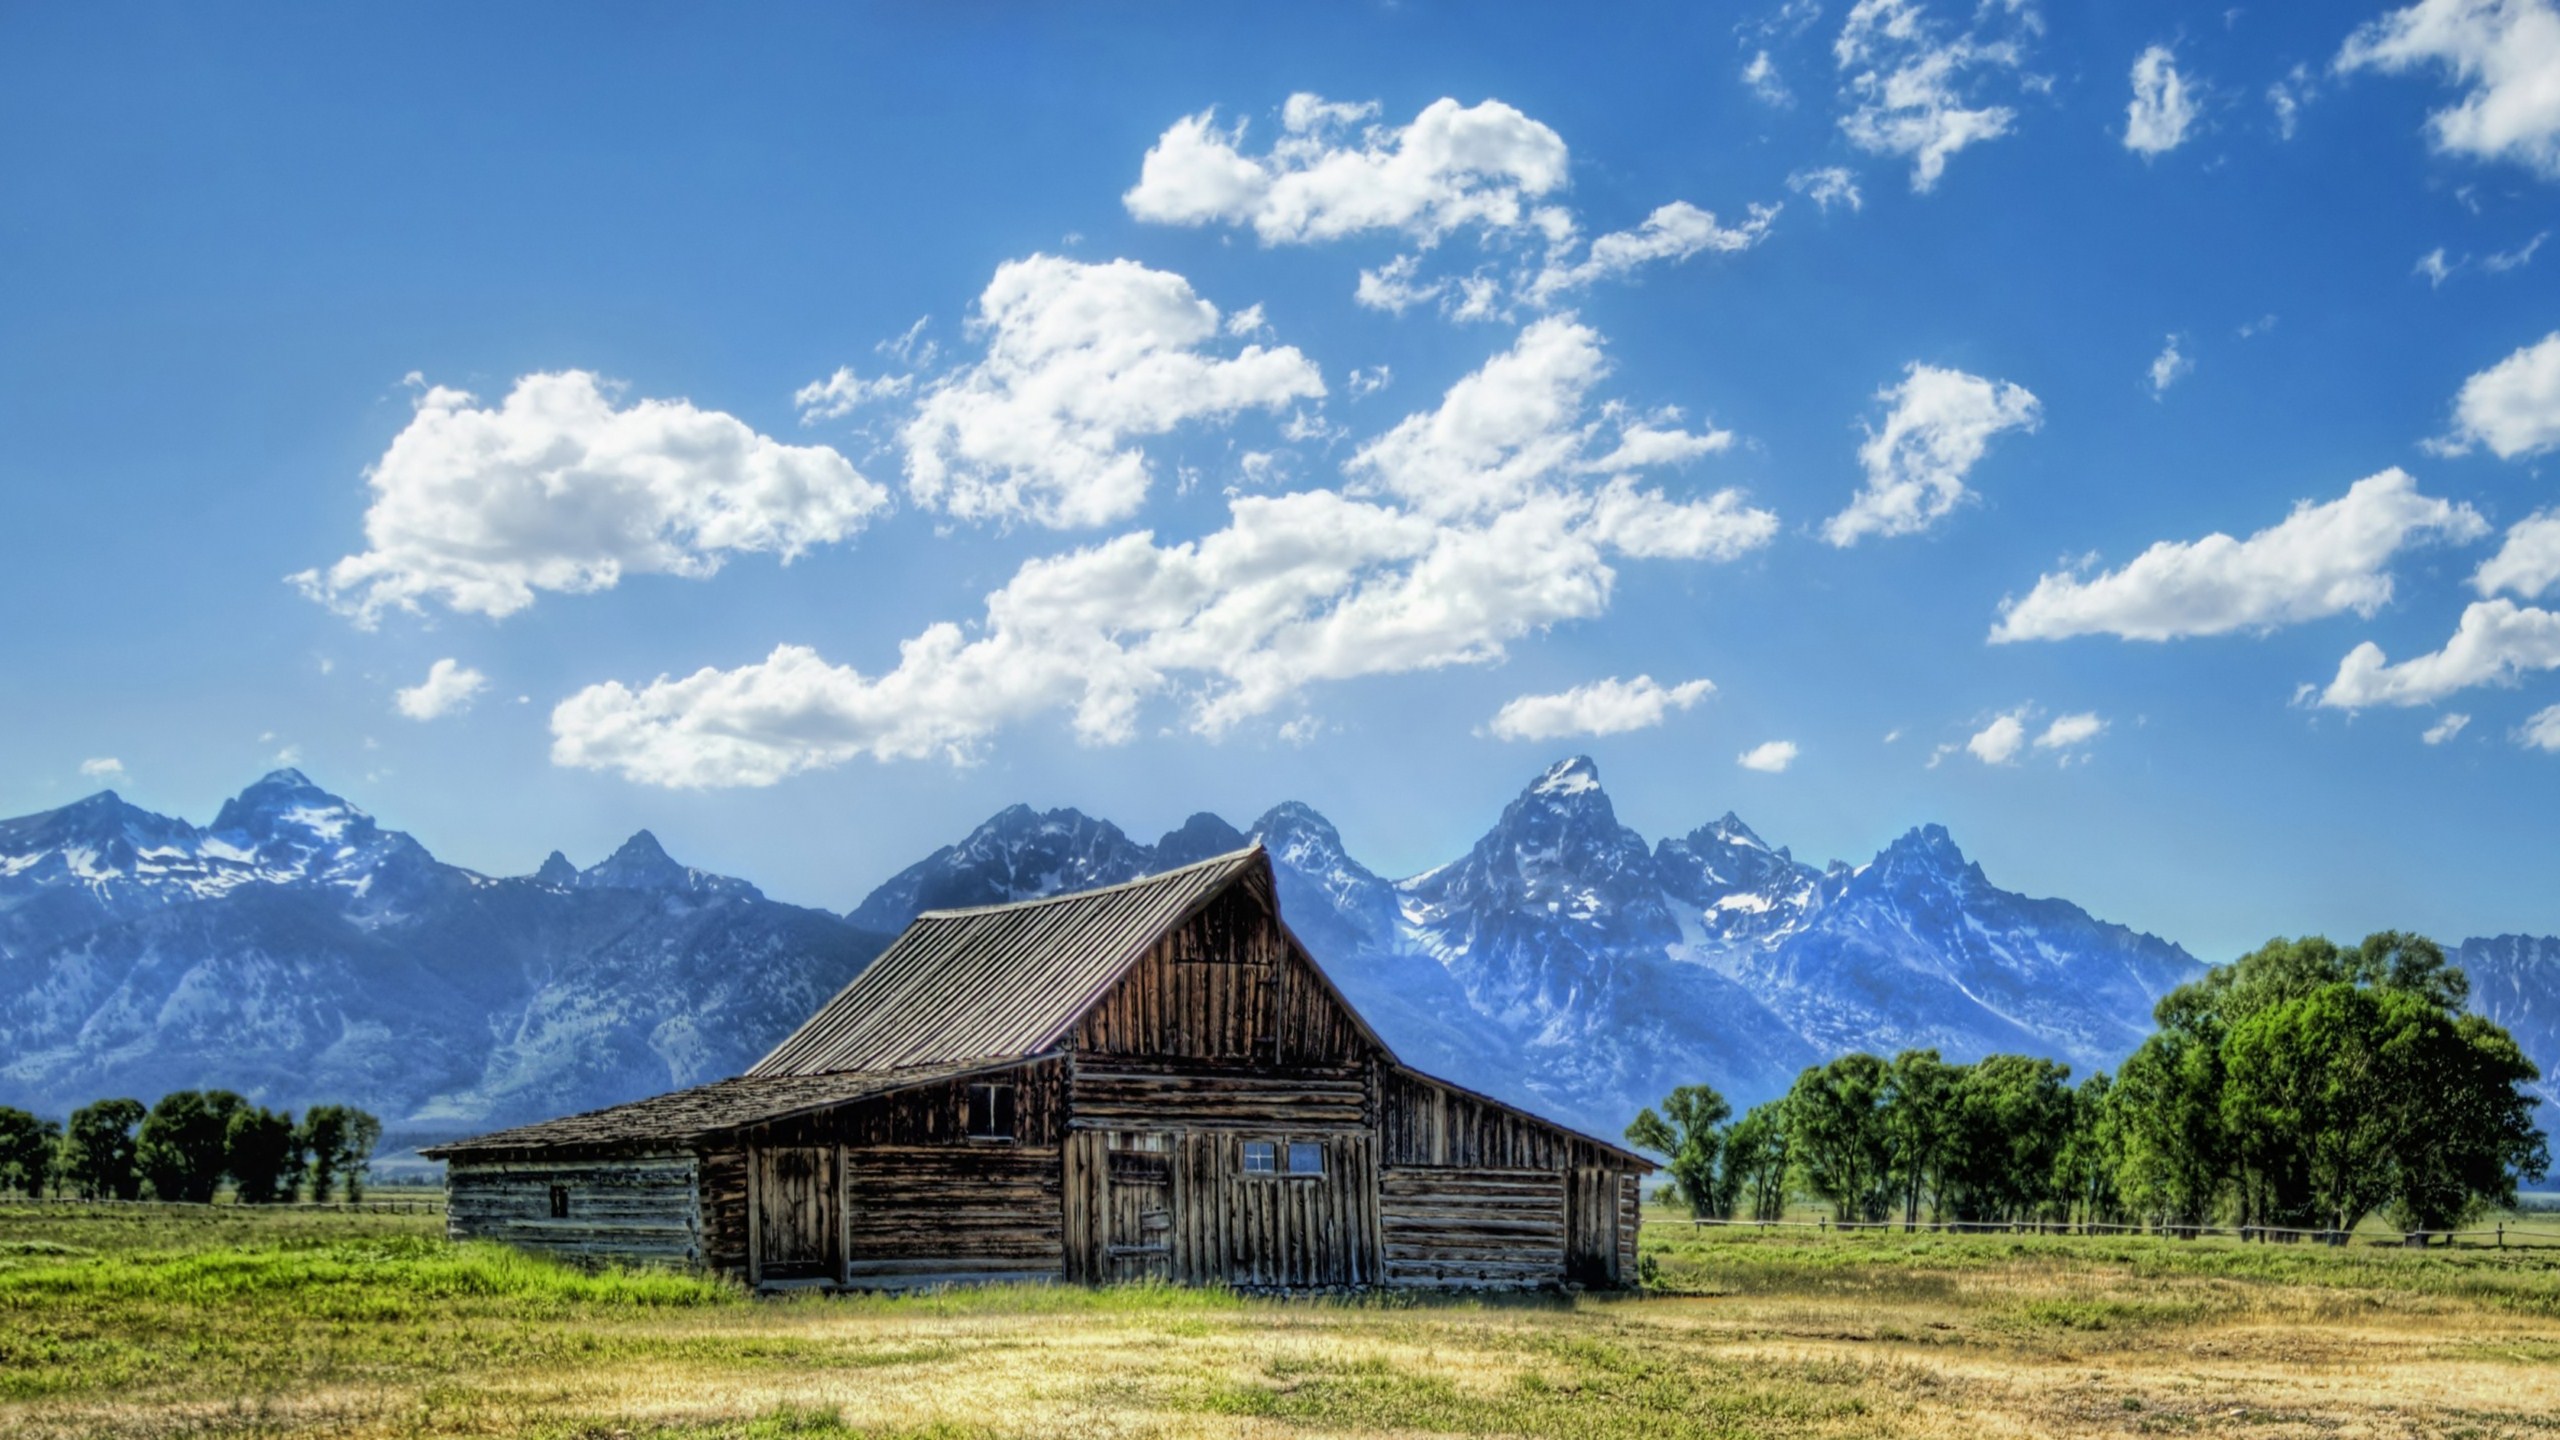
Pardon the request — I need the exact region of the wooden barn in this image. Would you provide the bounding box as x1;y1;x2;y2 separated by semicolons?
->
422;845;1652;1291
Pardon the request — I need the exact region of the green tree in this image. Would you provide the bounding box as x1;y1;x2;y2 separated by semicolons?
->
2054;1072;2123;1228
57;1098;145;1200
1785;1053;1893;1223
137;1090;245;1202
1626;1084;1733;1219
1880;1049;1958;1229
0;1107;60;1198
2384;1011;2547;1229
301;1105;382;1202
224;1106;305;1204
2107;1028;2226;1229
1724;1102;1791;1221
1938;1054;2075;1225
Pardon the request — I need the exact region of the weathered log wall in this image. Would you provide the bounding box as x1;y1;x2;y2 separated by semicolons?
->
446;1155;701;1267
1377;1165;1566;1288
701;1058;1068;1287
843;1143;1063;1286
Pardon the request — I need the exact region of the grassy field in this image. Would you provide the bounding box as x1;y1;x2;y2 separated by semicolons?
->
5;1204;2560;1438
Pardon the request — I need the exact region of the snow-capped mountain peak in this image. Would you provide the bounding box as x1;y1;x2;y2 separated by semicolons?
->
1531;754;1603;798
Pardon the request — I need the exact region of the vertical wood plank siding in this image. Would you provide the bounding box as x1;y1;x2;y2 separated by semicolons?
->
446;1156;701;1266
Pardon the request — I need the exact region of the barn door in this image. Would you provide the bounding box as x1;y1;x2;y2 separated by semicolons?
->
1564;1165;1620;1287
753;1145;839;1282
1105;1134;1173;1283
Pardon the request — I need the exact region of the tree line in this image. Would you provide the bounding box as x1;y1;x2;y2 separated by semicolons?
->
1629;932;2551;1235
0;1091;382;1204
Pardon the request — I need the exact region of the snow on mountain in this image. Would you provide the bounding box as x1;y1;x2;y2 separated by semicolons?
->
2456;936;2560;1128
2;762;2550;1149
845;804;1156;931
830;756;2208;1135
0;772;882;1134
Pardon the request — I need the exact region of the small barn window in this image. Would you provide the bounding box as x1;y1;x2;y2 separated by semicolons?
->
548;1185;569;1218
1242;1141;1277;1174
1109;1131;1168;1153
1287;1141;1325;1176
965;1082;1016;1140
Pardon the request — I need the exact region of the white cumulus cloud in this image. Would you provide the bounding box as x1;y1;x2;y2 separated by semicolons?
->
2125;44;2200;155
2338;0;2560;179
2148;333;2194;396
2436;331;2560;458
1787;166;1865;211
551;319;1779;786
78;757;126;781
1124;94;1569;246
2475;510;2560;598
1744;50;1793;105
1824;363;2041;546
793;366;913;424
900;255;1325;528
1967;710;2029;764
1486;675;1716;742
1992;469;2487;642
2423;711;2472;743
2035;711;2107;750
2321;598;2560;707
1737;739;1800;772
1527;201;1779;304
294;372;887;624
395;658;490;721
1128;94;1773;320
1834;0;2038;192
2519;702;2560;749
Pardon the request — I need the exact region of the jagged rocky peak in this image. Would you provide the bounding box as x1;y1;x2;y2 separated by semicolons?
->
1250;800;1399;948
1658;811;1808;895
580;830;761;901
1858;823;1989;892
1532;754;1604;799
1462;755;1653;882
0;788;207;890
847;802;1155;932
1402;756;1666;947
1152;811;1248;866
533;851;579;887
209;768;363;840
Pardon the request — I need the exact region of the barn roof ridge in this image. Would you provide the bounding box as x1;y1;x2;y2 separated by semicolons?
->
913;841;1267;919
746;844;1270;1077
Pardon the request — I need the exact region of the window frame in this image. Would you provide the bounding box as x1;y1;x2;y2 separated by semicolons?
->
1286;1140;1325;1177
964;1081;1017;1142
548;1184;570;1219
1241;1140;1278;1175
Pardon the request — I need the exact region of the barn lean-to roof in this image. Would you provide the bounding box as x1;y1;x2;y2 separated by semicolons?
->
418;1058;1033;1160
749;845;1281;1076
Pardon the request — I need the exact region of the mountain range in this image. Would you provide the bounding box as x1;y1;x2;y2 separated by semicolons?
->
2;759;2553;1144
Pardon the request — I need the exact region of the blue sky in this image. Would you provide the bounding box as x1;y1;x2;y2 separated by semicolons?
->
4;2;2558;960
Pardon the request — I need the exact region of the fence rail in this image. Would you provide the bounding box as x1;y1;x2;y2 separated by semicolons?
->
0;1195;444;1214
1673;1214;2560;1248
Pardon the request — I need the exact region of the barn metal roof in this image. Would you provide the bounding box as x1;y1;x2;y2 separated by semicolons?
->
420;1057;1032;1159
748;845;1269;1076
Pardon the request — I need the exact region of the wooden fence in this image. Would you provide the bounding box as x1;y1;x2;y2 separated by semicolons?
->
1671;1213;2560;1248
0;1195;444;1214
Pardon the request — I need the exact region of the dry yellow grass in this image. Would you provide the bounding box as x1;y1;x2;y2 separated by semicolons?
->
5;1203;2559;1439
